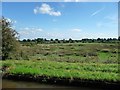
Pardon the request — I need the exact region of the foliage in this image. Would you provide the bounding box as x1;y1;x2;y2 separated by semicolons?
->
20;37;120;44
1;17;20;60
0;18;2;58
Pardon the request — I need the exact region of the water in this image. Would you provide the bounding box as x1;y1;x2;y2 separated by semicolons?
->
1;79;104;90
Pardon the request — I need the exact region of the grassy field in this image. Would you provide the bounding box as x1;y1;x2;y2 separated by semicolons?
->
1;43;119;85
19;43;119;63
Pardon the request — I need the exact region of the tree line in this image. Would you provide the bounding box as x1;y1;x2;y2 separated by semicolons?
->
20;37;120;44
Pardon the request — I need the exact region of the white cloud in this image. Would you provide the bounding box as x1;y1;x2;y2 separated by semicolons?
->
19;31;29;35
46;32;66;39
34;3;61;16
6;18;17;24
91;7;104;16
24;27;29;30
18;27;117;40
33;8;37;14
82;32;118;39
37;28;43;32
19;27;43;36
6;18;12;23
71;28;82;32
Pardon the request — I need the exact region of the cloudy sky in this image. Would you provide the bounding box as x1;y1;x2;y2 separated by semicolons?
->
2;2;118;40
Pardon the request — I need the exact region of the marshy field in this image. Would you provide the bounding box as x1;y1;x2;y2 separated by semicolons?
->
1;2;119;89
1;42;120;89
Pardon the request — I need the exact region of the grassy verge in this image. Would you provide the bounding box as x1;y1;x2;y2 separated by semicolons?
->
1;60;119;83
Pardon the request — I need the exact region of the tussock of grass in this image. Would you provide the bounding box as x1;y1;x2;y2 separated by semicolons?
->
1;60;119;82
19;43;118;63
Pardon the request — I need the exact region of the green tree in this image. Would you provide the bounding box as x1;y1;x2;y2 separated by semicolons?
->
1;17;20;60
118;36;120;41
0;18;2;59
69;38;73;43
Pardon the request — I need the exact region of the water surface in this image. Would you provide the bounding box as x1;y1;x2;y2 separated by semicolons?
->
2;79;103;90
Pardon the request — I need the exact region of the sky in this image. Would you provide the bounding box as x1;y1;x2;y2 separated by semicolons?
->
2;0;120;2
2;2;118;40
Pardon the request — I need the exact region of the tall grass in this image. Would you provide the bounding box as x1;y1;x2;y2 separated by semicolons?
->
1;60;119;82
19;43;118;63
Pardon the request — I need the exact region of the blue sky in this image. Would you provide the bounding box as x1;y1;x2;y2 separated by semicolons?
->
2;2;118;40
2;0;120;2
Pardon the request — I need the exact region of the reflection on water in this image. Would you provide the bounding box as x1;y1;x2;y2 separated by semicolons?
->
2;79;58;88
2;79;102;90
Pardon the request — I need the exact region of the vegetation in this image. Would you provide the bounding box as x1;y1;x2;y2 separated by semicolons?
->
18;43;119;63
1;42;119;85
0;18;2;58
1;17;20;60
0;17;119;87
1;60;119;83
20;37;120;44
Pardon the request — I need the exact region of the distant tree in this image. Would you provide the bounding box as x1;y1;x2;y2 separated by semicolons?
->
23;39;27;42
27;39;31;42
50;39;53;41
118;36;120;41
58;40;61;43
50;39;53;43
1;17;20;60
62;39;66;43
92;39;95;43
69;38;73;43
44;38;47;42
55;39;58;41
75;40;79;43
36;38;43;43
81;38;87;43
55;39;59;43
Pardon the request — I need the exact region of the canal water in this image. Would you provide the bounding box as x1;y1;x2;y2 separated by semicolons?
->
1;79;104;90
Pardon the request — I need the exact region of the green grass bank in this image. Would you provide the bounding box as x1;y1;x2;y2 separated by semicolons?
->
1;60;120;87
